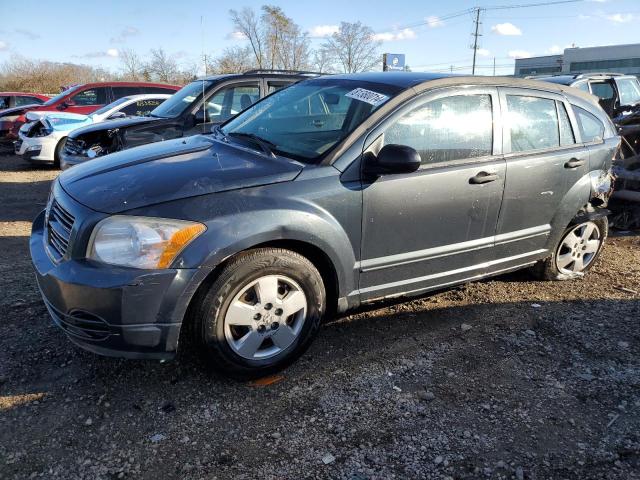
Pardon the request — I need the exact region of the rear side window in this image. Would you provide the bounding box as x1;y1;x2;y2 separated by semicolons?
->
71;87;108;106
383;94;493;164
557;102;575;146
120;98;165;116
112;86;142;98
589;82;615;100
573;106;605;143
506;95;559;152
0;96;9;109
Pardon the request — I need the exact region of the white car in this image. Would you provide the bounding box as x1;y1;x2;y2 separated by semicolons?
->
15;94;171;166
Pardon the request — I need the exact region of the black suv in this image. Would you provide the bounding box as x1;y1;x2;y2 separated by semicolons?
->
60;70;318;169
31;73;617;377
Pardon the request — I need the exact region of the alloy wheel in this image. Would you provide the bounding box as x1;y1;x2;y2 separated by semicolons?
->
555;221;602;274
223;275;308;360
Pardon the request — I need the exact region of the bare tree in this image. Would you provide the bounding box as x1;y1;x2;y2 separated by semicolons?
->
230;7;265;69
0;55;114;94
322;22;381;73
209;46;256;74
148;48;178;84
119;48;144;80
312;48;334;74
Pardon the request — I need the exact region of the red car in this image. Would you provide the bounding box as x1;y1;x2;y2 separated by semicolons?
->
0;92;50;112
0;81;181;147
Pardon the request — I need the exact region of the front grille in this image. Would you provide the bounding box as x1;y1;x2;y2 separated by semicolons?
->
64;137;84;155
46;199;75;261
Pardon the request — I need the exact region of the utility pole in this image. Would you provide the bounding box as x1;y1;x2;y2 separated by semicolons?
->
493;57;496;76
471;7;482;75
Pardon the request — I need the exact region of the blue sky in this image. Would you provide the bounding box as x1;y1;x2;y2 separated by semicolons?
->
1;0;639;75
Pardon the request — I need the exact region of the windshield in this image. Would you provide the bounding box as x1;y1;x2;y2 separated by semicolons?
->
616;77;640;106
90;97;129;117
150;80;212;118
221;79;401;163
43;85;81;106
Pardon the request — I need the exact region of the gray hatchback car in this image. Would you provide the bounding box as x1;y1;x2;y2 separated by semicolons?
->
31;73;618;377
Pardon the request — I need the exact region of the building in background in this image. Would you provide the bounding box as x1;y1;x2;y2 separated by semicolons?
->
515;43;640;77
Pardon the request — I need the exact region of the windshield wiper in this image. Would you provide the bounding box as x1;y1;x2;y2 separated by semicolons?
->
227;132;277;156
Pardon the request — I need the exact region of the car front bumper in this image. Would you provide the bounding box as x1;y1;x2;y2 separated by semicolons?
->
30;205;208;359
17;132;57;163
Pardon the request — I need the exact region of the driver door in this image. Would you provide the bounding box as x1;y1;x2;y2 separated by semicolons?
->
359;87;505;301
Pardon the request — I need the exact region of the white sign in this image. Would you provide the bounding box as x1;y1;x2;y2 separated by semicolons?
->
345;88;389;107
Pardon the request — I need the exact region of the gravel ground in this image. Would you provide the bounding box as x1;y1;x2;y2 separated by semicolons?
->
0;153;639;480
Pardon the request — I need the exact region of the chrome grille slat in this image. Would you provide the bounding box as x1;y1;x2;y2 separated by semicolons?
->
46;198;75;261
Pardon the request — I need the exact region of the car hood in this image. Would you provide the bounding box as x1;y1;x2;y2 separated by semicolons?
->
68;115;161;138
42;112;92;131
59;135;304;214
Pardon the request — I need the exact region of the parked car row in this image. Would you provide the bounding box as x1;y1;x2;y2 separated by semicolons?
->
29;71;619;377
0;81;181;153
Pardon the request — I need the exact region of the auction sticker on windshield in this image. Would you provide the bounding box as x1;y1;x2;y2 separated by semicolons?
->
345;88;389;107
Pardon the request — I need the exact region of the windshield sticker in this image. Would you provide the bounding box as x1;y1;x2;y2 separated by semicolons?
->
345;88;389;107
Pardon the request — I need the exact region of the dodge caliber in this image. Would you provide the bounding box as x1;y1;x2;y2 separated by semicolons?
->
31;73;618;377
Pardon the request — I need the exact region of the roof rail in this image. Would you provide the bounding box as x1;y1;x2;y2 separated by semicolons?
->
243;69;323;76
573;72;625;79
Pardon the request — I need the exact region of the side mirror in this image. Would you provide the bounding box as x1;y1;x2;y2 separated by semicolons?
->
193;108;209;125
364;144;421;175
108;111;126;120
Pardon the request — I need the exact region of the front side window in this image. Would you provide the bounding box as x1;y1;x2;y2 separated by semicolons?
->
203;84;260;123
615;77;640;106
574;106;604;143
71;87;108;106
222;79;401;163
506;95;559;152
15;96;43;106
267;82;292;94
573;81;590;93
42;85;80;106
382;94;493;164
150;80;214;118
0;96;9;109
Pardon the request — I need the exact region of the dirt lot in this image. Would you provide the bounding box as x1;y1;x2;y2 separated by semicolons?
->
0;153;639;480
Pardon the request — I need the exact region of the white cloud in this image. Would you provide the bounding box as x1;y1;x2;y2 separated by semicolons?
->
14;29;40;40
310;25;339;38
491;22;522;36
110;26;139;44
509;50;532;59
107;48;119;58
226;30;247;40
477;48;491;57
425;16;444;28
75;49;119;59
605;13;634;23
0;40;8;51
372;28;417;42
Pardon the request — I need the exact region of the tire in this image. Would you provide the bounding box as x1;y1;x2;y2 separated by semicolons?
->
194;248;325;378
531;218;608;281
53;137;67;168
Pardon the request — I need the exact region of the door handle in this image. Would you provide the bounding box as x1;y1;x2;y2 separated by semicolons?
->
469;171;499;184
564;158;585;169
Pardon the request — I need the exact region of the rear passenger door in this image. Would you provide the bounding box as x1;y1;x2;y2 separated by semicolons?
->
493;88;588;266
359;87;505;300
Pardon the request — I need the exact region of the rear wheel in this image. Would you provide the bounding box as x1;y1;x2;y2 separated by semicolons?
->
195;248;325;378
532;218;607;280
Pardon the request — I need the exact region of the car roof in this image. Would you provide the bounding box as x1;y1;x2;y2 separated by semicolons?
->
120;94;172;101
199;70;322;82
327;71;456;88
68;81;182;89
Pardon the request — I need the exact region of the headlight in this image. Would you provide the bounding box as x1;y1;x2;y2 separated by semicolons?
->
87;216;206;269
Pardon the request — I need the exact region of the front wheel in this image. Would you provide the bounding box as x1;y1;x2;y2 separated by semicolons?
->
194;248;325;378
532;218;607;280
